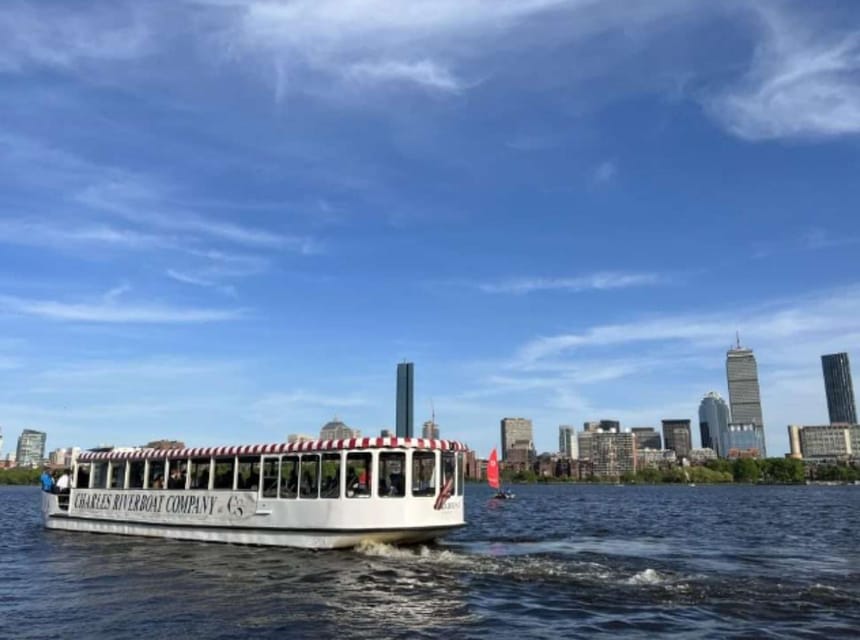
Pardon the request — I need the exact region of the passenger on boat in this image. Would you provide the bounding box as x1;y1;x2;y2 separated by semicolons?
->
168;466;185;489
153;475;164;489
40;468;54;492
54;470;71;494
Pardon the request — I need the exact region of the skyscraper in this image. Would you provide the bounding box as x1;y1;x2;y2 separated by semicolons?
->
16;429;47;468
500;417;533;461
821;352;857;424
726;338;764;427
631;427;661;451
558;425;577;458
661;419;692;459
396;362;414;438
699;391;730;454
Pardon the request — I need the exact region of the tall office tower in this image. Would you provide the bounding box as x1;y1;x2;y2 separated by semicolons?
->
821;352;857;424
699;391;730;454
726;338;764;426
558;425;578;459
500;417;533;461
661;419;692;459
422;420;440;440
599;419;620;433
396;362;414;438
631;427;661;451
16;429;47;468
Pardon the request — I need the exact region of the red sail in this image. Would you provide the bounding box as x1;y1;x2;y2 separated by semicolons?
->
487;448;500;490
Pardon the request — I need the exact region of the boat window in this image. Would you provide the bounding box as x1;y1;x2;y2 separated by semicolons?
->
457;452;465;496
167;459;187;490
442;452;455;496
108;461;125;489
346;452;371;498
92;462;109;489
280;456;298;499
320;453;340;499
213;457;235;490
189;458;210;490
128;461;145;489
412;451;437;497
236;457;259;491
300;454;319;499
261;457;279;498
147;459;166;490
379;452;405;498
75;463;90;489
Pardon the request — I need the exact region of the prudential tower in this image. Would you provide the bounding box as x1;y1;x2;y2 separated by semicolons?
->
726;335;764;427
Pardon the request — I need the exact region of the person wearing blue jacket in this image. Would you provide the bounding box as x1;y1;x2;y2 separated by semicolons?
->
40;468;54;492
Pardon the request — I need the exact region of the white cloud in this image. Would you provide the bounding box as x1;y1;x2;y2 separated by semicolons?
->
346;59;463;92
707;7;860;140
479;271;664;295
0;294;244;324
0;3;153;72
592;159;617;183
166;269;237;296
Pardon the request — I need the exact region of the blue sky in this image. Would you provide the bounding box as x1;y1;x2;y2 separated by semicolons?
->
1;0;860;457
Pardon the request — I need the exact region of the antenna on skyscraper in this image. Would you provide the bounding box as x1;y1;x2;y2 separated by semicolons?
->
735;330;741;349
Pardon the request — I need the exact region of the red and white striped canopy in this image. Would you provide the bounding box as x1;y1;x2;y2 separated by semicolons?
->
78;437;469;462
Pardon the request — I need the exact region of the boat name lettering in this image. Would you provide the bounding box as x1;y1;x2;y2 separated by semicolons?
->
73;492;217;516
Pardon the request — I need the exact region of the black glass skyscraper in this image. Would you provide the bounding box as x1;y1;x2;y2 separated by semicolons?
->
396;362;414;438
821;352;857;424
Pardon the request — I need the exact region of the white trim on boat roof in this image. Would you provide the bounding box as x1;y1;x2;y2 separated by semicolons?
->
78;437;469;462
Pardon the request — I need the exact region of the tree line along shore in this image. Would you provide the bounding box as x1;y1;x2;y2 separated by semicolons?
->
493;458;860;485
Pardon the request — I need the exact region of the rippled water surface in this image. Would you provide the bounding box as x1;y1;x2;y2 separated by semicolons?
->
2;484;859;638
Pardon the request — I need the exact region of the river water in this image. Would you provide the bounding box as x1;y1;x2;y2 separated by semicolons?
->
2;484;858;638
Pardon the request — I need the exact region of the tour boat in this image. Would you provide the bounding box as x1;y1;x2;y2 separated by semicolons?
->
41;437;468;549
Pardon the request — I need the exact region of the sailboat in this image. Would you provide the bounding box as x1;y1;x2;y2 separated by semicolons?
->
488;448;515;500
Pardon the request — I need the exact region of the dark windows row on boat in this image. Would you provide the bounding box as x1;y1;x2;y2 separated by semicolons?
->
74;450;466;499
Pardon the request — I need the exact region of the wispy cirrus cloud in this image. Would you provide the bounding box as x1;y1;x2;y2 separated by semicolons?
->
516;284;860;364
479;271;665;295
0;293;244;324
592;159;617;184
0;2;153;72
706;6;860;140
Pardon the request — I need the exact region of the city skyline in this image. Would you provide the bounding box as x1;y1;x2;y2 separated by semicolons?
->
1;2;860;458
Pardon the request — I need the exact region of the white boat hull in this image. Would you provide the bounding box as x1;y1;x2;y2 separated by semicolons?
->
42;492;464;549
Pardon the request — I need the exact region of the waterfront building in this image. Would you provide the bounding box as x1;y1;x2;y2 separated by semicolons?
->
396;362;415;438
599;420;620;433
720;423;767;459
821;353;857;424
380;428;394;438
794;424;860;461
500;417;534;462
699;391;730;454
688;447;718;463
559;425;578;458
636;448;677;468
583;421;601;433
631;427;661;451
464;449;480;480
287;433;315;444
726;339;764;427
589;431;635;478
661;420;692;459
16;429;47;468
422;420;440;440
319;418;360;441
787;425;802;459
48;447;80;467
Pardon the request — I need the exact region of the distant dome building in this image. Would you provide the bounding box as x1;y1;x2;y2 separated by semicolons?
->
319;418;360;441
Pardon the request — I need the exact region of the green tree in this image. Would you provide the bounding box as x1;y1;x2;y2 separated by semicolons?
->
732;458;761;483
